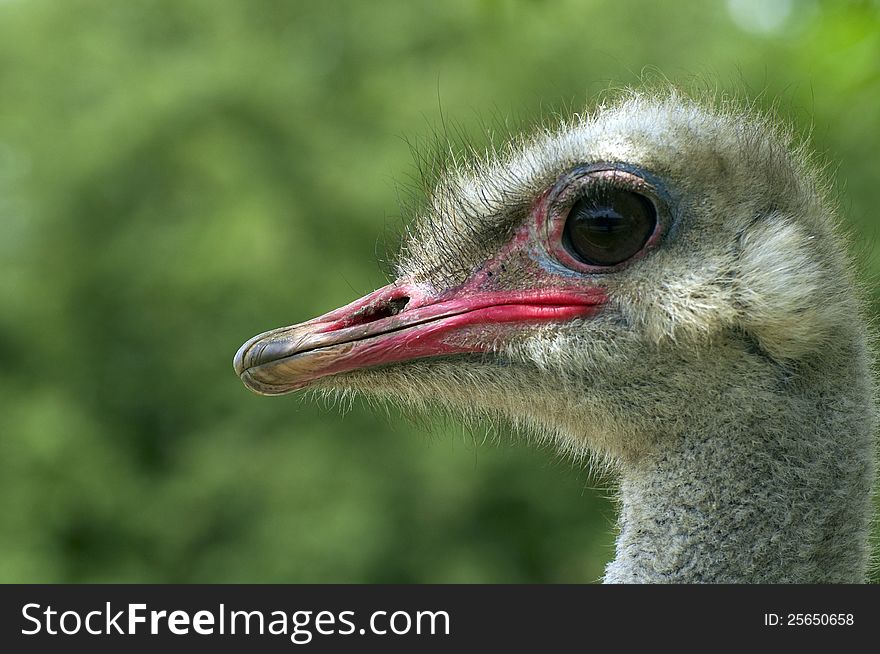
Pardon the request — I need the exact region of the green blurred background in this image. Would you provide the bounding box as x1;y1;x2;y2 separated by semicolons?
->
1;0;878;583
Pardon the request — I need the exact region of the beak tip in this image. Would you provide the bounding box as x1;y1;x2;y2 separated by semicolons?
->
234;331;267;378
233;341;250;377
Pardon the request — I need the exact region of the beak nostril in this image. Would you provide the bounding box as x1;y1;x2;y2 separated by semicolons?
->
387;296;410;316
344;295;411;328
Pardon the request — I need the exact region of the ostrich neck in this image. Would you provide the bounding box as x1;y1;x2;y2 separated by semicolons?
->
603;393;874;583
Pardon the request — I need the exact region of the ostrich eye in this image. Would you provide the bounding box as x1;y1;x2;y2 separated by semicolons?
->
562;189;657;266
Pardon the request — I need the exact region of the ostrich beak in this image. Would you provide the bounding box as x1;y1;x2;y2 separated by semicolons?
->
234;279;607;396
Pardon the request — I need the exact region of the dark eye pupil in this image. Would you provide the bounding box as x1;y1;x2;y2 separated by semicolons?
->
562;189;657;266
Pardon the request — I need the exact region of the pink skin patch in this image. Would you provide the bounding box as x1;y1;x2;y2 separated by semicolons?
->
234;278;608;396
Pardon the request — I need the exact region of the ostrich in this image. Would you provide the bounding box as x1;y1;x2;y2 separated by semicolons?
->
233;91;876;583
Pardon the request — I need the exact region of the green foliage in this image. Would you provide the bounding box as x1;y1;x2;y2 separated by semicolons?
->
0;0;877;582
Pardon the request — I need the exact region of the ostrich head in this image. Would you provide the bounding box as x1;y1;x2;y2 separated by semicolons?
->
234;91;876;583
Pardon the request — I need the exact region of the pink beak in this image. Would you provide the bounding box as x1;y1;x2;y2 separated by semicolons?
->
234;278;607;396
